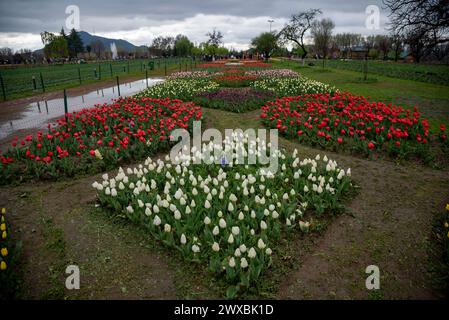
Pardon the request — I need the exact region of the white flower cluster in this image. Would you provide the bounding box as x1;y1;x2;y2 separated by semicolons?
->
135;78;219;100
93;136;352;286
252;77;338;96
167;71;212;80
245;69;299;78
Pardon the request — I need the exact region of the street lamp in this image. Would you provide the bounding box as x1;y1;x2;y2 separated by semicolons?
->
268;19;274;32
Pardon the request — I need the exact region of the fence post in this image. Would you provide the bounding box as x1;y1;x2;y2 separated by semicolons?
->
127;61;130;74
110;63;113;77
78;68;82;84
63;89;68;122
0;74;5;100
32;76;37;90
116;76;121;96
39;72;45;92
98;64;102;80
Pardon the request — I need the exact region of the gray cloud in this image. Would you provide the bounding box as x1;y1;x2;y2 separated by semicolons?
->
0;0;389;50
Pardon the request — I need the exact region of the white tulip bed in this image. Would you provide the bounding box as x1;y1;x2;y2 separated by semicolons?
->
92;133;353;294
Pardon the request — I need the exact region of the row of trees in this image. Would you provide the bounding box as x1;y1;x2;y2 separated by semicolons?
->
249;3;449;63
148;29;230;59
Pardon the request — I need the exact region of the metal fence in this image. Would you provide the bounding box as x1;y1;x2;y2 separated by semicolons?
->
0;57;197;100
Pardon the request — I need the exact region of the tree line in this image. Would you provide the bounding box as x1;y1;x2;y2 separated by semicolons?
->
250;3;449;63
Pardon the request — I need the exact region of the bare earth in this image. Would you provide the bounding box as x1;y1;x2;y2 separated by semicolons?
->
0;107;448;299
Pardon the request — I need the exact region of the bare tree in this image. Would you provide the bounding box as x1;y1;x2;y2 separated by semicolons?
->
206;28;224;46
384;0;449;62
279;9;322;62
311;18;335;62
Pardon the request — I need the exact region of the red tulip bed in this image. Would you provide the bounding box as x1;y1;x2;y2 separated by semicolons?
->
0;97;202;183
260;92;448;162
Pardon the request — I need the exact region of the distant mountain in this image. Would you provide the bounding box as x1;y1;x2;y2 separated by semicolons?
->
78;31;139;52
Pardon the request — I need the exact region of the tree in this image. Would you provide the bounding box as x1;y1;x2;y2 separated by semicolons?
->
311;18;335;61
206;28;224;46
334;33;363;58
390;32;403;62
206;28;224;59
174;35;193;56
375;35;391;60
384;0;449;62
68;29;84;59
91;39;105;59
150;36;175;56
0;47;13;64
44;36;69;60
251;32;279;61
279;9;321;60
40;31;55;45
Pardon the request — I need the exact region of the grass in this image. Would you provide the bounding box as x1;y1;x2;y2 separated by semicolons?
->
273;59;449;133
0;58;193;100
301;58;449;86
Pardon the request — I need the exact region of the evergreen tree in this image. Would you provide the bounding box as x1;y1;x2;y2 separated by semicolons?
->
68;28;84;58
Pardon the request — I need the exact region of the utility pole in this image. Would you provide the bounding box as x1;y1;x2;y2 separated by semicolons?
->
268;19;274;32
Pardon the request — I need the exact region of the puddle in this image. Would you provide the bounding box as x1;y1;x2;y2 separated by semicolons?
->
0;77;164;140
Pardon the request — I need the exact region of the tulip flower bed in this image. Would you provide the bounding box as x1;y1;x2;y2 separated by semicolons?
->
213;75;259;88
260;92;447;161
0;208;17;299
0;208;8;272
252;77;338;97
136;78;219;101
245;69;299;78
0;98;203;183
167;71;212;80
93;135;353;296
193;88;275;113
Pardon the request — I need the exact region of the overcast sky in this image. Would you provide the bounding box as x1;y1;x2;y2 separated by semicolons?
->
0;0;390;51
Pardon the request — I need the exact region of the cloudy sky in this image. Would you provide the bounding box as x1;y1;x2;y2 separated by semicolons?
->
0;0;390;51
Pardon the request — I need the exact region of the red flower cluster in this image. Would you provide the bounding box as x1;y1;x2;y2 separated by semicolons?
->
0;97;202;182
260;92;445;158
214;75;258;82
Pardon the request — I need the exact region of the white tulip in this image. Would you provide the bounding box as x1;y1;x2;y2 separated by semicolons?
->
248;247;257;259
240;257;248;268
192;245;200;253
212;242;220;252
258;239;266;249
204;216;211;225
231;226;240;236
229;257;236;268
260;220;267;230
153;215;161;226
126;205;134;214
212;226;219;235
234;248;241;257
180;234;187;245
145;207;152;216
228;234;234;244
164;224;171;232
219;218;227;229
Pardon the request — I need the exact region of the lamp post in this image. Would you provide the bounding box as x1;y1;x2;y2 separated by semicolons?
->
268;19;274;32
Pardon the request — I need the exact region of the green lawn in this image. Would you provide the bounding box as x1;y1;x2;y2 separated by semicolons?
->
274;59;449;132
0;58;194;100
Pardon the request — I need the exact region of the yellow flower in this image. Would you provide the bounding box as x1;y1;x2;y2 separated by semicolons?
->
0;248;7;257
0;223;5;231
0;261;6;270
1;231;6;239
94;149;103;160
446;204;449;211
445;222;449;228
1;208;5;215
